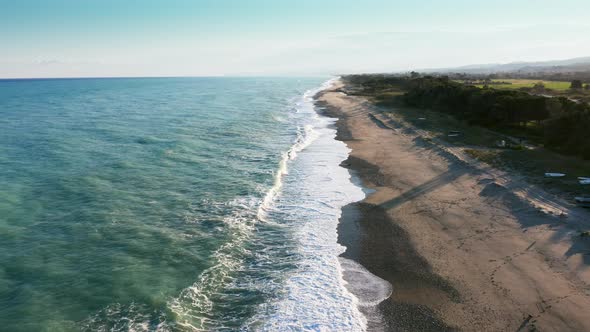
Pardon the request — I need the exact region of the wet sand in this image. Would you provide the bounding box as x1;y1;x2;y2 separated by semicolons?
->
315;81;590;331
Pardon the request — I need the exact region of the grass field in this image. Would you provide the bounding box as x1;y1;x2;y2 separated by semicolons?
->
473;79;571;91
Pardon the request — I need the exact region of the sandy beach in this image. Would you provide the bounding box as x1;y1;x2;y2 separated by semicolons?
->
316;80;590;331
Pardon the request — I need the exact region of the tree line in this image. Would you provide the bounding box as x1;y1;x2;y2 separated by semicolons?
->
344;75;590;159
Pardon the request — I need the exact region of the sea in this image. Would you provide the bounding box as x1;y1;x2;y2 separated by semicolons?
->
0;77;374;331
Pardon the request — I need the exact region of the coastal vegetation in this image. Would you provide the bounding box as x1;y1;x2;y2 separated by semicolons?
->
321;66;590;331
343;74;590;198
345;74;590;160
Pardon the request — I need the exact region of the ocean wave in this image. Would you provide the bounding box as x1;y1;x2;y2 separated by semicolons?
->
79;77;362;332
166;81;340;330
257;124;319;221
242;78;369;331
256;78;339;222
167;196;260;331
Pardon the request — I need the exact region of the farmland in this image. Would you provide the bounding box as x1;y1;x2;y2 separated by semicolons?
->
472;79;571;90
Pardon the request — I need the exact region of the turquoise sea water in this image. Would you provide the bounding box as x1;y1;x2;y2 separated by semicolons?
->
0;77;367;331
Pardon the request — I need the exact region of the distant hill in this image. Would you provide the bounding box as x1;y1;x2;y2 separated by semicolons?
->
425;56;590;75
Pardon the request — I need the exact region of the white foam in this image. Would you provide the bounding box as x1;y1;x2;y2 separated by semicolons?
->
339;258;392;307
170;78;350;330
84;196;260;331
256;77;339;222
244;78;373;331
257;124;319;221
82;77;371;331
168;197;258;330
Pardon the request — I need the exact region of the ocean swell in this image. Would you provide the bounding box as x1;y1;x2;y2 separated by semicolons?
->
243;78;369;331
81;78;369;331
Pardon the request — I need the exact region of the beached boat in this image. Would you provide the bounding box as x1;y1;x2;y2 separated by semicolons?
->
545;173;566;178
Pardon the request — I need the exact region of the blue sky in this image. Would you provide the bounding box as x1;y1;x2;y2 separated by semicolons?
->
1;0;589;77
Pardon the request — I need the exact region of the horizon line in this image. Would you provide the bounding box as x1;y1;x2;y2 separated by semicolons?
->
0;74;337;81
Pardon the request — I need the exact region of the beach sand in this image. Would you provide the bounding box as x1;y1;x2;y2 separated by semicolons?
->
316;81;590;331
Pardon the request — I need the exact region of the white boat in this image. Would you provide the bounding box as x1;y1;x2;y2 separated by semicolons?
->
545;173;566;178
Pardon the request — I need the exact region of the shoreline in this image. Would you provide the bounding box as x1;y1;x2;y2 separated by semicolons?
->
315;80;590;331
317;92;456;331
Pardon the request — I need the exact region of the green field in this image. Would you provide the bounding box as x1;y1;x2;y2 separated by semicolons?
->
473;79;571;91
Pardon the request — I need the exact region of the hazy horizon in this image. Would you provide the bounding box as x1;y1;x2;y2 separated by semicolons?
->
2;0;590;78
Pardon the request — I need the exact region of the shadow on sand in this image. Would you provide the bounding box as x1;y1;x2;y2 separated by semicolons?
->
378;168;468;211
